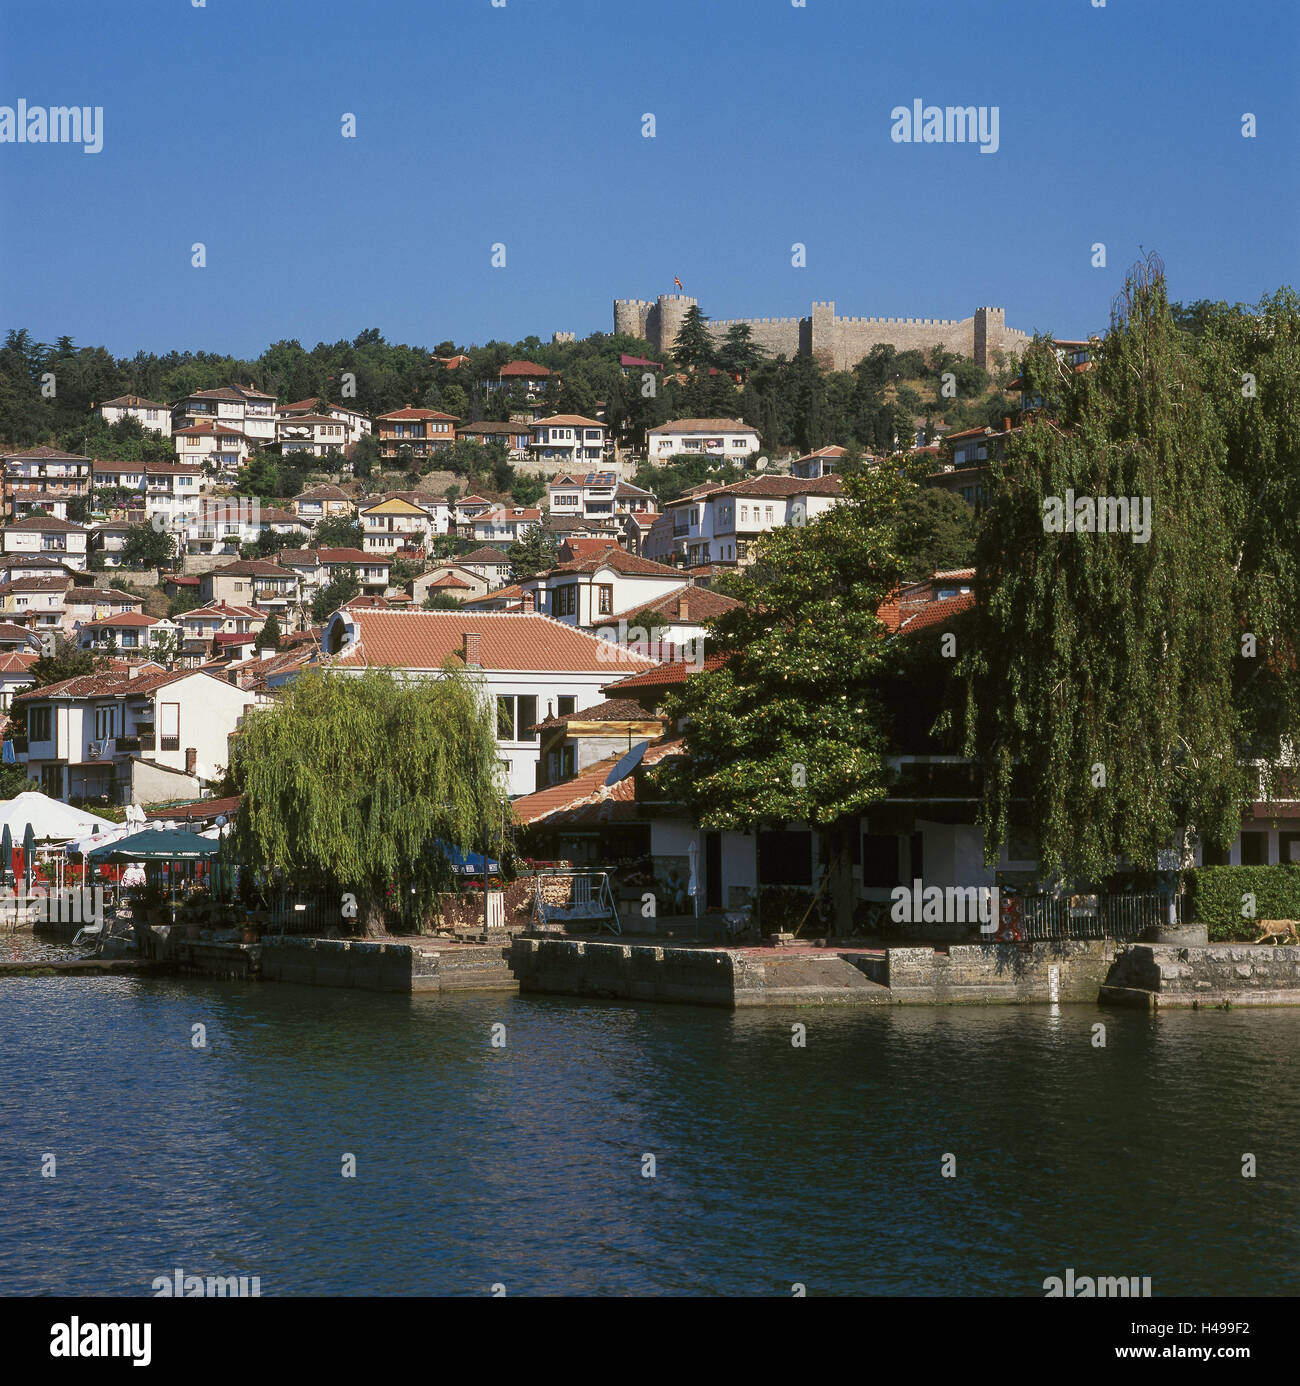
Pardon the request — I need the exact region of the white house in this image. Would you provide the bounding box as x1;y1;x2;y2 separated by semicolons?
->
173;421;251;473
171;385;277;447
319;608;658;797
546;472;655;529
0;649;37;711
656;475;845;567
528;415;607;469
647;418;761;465
95;394;173;438
276;547;390;597
92;459;205;524
292;485;356;525
276;413;351;458
1;447;92;520
78;612;179;656
280;398;371;446
1;516;90;571
470;506;541;543
457;546;514;590
519;549;690;633
15;666;266;804
359;495;439;555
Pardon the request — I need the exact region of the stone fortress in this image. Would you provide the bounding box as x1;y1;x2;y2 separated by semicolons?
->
614;294;1029;372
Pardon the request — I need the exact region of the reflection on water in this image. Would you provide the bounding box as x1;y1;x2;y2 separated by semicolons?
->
0;976;1297;1296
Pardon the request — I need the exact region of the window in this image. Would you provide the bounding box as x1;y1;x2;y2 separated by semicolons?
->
94;706;116;740
765;506;773;522
740;506;748;523
159;702;180;752
495;695;538;742
597;585;613;615
29;706;52;742
557;695;576;717
496;696;515;740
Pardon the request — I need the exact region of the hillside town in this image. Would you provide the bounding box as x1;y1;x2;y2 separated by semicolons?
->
1;269;1295;956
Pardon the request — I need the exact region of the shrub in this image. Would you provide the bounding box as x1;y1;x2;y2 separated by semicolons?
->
756;885;832;936
1184;865;1300;940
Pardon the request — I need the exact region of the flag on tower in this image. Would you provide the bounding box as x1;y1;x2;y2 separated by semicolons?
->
673;276;683;290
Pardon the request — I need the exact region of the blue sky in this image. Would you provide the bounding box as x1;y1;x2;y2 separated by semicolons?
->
1;0;1296;358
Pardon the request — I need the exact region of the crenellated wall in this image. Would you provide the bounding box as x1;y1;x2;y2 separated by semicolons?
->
614;296;1030;370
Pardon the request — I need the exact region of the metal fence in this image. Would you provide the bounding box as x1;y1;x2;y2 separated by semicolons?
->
1017;892;1178;941
266;890;334;935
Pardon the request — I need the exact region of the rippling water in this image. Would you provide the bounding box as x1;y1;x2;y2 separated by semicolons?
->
1;975;1297;1296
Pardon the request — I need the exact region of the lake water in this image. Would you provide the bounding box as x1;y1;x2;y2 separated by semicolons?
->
1;962;1297;1296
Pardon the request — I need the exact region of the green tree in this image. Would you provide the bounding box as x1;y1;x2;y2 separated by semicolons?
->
121;522;175;569
254;613;282;650
311;568;361;623
231;667;509;935
653;464;910;931
312;516;364;549
671;305;716;373
510;472;545;506
959;255;1244;881
892;488;977;580
715;322;768;380
508;527;559;580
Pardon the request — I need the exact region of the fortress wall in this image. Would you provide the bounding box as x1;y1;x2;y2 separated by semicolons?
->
616;297;1030;372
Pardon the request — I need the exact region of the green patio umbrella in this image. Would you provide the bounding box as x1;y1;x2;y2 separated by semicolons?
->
88;828;219;862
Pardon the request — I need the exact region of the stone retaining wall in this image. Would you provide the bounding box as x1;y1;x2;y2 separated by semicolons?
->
884;940;1115;1004
1100;943;1300;1008
510;937;763;1008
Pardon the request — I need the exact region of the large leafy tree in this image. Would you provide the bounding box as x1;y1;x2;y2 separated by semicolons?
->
959;255;1246;881
122;522;176;569
892;487;977;580
1195;288;1300;768
232;668;509;934
653;464;909;929
715;322;768;380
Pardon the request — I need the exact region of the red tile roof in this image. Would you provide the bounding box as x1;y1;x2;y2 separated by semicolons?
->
531;415;604;429
602;652;729;693
548;549;682;578
377;407;459;422
895;590;975;636
98;394;170;410
529;697;657;732
615;585;742;623
498;360;552;377
84;612;160;628
459;546;512;565
649;418;755;433
6;515;87;533
325;610;660;673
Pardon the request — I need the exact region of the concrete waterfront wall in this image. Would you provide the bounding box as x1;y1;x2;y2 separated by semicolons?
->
884;940;1115;1004
1101;943;1300;1008
511;937;766;1008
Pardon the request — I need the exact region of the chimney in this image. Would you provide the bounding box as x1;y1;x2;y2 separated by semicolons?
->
678;590;689;621
185;747;198;775
1003;416;1012;432
462;631;482;667
522;592;535;614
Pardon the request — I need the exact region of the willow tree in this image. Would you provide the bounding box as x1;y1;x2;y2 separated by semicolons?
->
231;666;508;935
1196;287;1300;774
959;255;1246;881
653;463;908;931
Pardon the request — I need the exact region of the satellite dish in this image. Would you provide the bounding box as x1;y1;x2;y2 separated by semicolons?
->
605;740;648;787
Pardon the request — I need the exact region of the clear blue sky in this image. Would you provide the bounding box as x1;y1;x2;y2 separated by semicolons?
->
1;0;1296;358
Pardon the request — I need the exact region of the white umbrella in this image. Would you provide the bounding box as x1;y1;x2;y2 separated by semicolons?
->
0;791;115;843
68;823;132;857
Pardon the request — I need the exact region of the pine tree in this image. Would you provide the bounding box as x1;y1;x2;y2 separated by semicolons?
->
255;613;282;650
671;305;716;373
